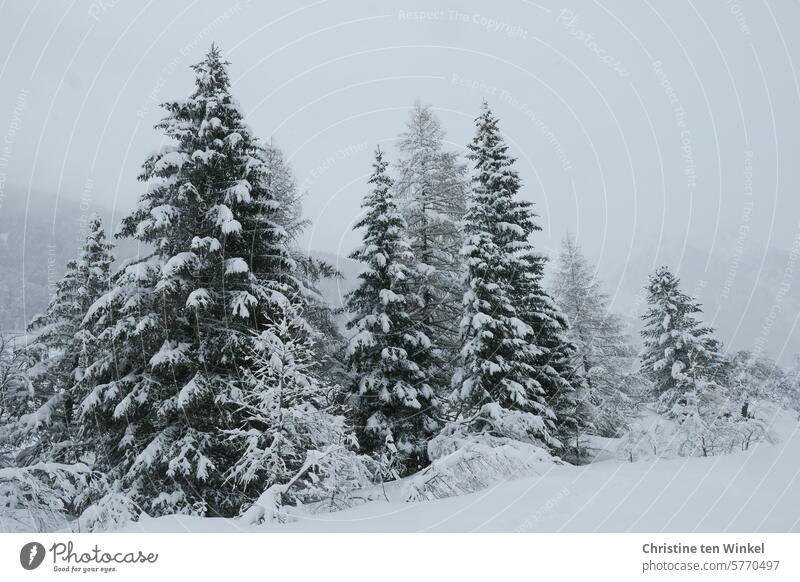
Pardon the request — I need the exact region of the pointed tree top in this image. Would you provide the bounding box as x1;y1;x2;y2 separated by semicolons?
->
87;212;102;229
190;44;231;95
372;144;386;165
650;265;677;286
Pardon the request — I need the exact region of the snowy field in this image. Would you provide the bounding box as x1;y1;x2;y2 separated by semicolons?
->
119;409;800;533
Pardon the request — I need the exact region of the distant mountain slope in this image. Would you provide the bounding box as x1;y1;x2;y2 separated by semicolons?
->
0;190;142;332
606;240;800;365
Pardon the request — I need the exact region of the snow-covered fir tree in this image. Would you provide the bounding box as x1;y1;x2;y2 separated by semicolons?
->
551;234;637;437
640;266;728;456
393;100;468;382
0;217;113;531
451;103;562;450
77;46;311;519
345;147;437;476
13;215;115;465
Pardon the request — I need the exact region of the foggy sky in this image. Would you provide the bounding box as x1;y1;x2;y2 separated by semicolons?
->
1;0;799;360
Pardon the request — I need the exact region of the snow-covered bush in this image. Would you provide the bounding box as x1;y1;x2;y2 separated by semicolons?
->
239;445;378;524
227;306;378;522
0;462;92;532
402;424;560;502
616;418;674;462
75;479;142;532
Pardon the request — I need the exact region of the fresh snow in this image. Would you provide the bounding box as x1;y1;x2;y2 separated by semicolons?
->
118;410;800;533
225;257;249;275
153;151;186;173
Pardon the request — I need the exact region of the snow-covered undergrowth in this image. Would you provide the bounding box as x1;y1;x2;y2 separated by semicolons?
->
402;433;561;502
616;400;782;462
110;407;799;533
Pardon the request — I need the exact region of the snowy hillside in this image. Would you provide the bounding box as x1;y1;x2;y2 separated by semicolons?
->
120;408;799;533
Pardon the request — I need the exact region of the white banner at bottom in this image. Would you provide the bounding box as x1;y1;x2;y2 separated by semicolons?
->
1;533;798;581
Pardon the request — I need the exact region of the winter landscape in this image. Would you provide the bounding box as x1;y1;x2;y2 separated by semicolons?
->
1;2;799;536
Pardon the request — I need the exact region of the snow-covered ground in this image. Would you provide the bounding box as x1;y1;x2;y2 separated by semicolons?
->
120;408;800;533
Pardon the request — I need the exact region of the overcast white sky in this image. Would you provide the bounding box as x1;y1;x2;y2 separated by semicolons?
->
1;1;799;356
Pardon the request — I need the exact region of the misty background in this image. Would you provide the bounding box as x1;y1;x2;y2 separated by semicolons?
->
0;0;798;363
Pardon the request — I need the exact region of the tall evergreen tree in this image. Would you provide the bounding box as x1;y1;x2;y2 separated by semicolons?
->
345;147;436;476
640;266;727;455
10;215;114;464
552;234;637;437
394;101;468;378
0;218;113;530
77;46;306;518
451;103;560;449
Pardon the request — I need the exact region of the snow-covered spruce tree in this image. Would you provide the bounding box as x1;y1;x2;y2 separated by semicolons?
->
0;217;113;531
640;266;728;456
450;103;561;450
393;101;468;382
345;147;437;476
551;234;637;437
78;46;309;519
12;215;114;466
